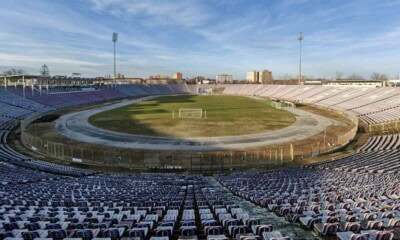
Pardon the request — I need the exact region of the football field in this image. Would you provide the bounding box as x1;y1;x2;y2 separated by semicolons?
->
88;95;296;137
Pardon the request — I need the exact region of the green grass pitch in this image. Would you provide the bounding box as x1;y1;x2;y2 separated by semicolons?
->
88;95;296;137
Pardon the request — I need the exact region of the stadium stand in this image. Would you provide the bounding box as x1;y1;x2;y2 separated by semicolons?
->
359;134;400;152
0;88;51;112
216;168;399;239
307;150;400;173
218;84;400;125
0;156;288;239
186;84;198;94
0;84;189;111
0;83;289;239
0;84;191;177
3;83;400;239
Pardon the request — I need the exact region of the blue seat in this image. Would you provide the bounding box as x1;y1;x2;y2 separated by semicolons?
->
22;231;41;240
48;230;68;239
74;229;94;240
99;228;121;240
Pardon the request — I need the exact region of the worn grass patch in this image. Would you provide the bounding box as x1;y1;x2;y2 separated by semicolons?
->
88;95;296;137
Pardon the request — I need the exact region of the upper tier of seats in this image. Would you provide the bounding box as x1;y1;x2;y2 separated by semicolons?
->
216;84;400;125
307;150;400;174
0;84;190;128
359;134;400;152
1;83;400;125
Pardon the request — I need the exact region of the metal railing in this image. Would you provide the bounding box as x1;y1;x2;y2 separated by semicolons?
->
19;102;359;171
21;128;357;171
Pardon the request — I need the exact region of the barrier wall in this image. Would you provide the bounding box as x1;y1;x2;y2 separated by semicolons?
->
367;119;400;134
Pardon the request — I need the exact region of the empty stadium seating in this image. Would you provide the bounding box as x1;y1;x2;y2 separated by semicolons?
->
2;83;400;239
0;83;286;240
0;160;295;240
0;84;190;119
218;84;400;125
7;83;400;126
216;167;400;239
359;134;400;152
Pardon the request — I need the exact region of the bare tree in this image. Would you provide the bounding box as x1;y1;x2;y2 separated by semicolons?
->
371;72;379;80
2;68;25;76
347;74;364;80
371;72;388;80
334;71;343;80
380;74;388;80
279;74;293;80
39;64;50;77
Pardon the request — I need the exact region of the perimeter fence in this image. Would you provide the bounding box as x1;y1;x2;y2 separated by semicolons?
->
20;107;359;171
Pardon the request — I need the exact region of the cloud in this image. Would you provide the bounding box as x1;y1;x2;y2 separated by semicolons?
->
89;0;212;27
0;53;102;66
0;0;400;79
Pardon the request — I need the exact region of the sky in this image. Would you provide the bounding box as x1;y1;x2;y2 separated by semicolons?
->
0;0;400;80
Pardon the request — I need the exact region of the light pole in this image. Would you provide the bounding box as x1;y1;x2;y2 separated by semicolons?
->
112;32;118;87
297;32;303;85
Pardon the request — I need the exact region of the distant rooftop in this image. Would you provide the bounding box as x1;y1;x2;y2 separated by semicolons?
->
329;79;388;82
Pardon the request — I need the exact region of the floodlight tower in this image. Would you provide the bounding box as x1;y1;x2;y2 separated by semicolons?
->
112;32;118;86
297;32;304;85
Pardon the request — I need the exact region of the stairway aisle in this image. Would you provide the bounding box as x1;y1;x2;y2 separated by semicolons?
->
210;176;327;240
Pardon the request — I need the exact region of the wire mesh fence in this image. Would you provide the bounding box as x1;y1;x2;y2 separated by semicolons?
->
20;108;359;171
21;127;357;171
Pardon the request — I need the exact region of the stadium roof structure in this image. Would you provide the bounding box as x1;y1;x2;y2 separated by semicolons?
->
1;74;39;78
1;74;112;81
328;79;388;82
1;74;114;89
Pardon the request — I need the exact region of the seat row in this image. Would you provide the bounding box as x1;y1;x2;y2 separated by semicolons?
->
216;168;400;240
0;166;292;240
215;84;400;125
359;134;400;152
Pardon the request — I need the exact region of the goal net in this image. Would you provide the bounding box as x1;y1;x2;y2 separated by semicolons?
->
271;101;282;109
179;108;203;118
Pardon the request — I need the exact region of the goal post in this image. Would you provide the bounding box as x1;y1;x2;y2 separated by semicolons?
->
271;101;282;110
178;108;203;118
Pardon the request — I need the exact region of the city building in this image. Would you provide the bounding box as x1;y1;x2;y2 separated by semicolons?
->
258;70;273;84
173;72;183;80
148;75;170;80
147;75;185;84
116;77;143;84
115;74;144;84
246;70;273;83
246;71;259;83
388;79;400;87
216;74;233;83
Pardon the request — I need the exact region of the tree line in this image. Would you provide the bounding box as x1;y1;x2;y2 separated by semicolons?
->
276;72;393;81
1;65;50;77
334;71;389;80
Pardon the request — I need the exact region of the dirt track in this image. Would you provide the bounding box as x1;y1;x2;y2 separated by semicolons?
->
55;96;344;151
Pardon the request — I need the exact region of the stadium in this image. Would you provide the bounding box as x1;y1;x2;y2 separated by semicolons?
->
17;83;358;171
2;1;400;240
1;78;400;240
